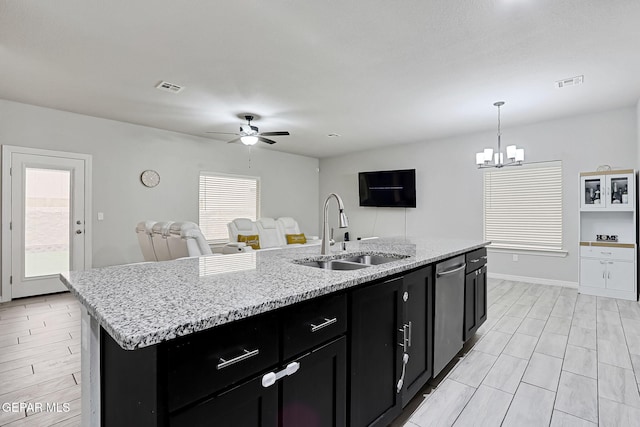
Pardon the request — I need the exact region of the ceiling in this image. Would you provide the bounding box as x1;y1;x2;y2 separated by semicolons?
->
1;1;640;158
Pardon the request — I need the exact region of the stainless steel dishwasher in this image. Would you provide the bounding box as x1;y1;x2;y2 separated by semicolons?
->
433;255;467;376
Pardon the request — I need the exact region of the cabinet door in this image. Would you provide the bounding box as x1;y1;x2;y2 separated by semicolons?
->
580;258;606;289
281;337;347;427
476;266;488;329
170;375;278;427
580;175;605;210
350;277;403;427
606;260;635;292
401;266;432;407
463;272;478;341
606;173;634;211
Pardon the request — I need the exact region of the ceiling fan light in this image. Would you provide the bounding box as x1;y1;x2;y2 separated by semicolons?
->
506;145;517;160
483;148;494;162
515;148;525;162
240;136;258;145
476;152;486;165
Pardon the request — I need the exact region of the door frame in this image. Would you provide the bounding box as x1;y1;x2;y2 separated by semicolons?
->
1;145;93;303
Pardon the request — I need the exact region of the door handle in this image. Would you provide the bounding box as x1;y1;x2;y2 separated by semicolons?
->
261;361;300;388
217;348;259;370
310;317;337;333
436;264;466;277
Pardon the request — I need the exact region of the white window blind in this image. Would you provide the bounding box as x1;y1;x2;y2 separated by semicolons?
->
199;173;260;243
484;161;562;250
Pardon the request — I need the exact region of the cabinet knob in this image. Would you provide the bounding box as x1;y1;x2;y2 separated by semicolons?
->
403;292;409;302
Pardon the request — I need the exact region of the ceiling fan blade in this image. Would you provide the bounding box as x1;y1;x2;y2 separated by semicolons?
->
259;131;290;136
206;131;240;135
258;137;277;145
226;138;242;144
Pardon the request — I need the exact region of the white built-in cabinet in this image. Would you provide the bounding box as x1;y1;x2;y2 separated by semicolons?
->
579;170;637;301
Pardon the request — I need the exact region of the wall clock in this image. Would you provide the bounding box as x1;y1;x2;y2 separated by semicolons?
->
140;169;160;188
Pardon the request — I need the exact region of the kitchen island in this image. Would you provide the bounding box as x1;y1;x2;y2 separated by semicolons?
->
61;236;488;426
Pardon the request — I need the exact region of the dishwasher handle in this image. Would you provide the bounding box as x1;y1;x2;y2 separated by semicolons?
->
436;264;466;277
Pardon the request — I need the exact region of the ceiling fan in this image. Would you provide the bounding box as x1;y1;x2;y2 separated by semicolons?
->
206;115;290;145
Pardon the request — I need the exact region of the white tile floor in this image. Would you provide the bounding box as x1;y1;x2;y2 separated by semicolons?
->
4;279;640;426
402;278;640;427
0;293;81;426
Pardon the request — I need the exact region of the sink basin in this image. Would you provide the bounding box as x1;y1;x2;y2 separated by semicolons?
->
295;253;409;271
339;254;407;265
297;260;370;270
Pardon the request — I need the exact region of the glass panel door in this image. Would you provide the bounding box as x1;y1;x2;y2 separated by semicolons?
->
24;168;71;278
581;175;604;210
608;174;633;210
9;152;86;299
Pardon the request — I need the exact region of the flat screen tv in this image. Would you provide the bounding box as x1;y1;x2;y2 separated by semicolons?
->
359;169;416;208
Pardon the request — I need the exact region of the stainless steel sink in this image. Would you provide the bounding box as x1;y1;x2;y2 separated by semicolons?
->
297;260;370;270
339;254;407;265
295;253;408;270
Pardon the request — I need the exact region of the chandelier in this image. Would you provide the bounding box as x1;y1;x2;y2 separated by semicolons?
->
476;101;524;168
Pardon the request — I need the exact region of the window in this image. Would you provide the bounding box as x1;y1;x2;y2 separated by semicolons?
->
199;173;260;243
484;161;562;251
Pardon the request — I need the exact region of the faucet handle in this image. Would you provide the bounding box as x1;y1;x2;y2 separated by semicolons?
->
330;228;335;246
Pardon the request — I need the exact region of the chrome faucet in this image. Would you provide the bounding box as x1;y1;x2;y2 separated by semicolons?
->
321;193;349;255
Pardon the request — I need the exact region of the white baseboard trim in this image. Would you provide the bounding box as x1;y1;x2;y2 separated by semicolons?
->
488;273;578;289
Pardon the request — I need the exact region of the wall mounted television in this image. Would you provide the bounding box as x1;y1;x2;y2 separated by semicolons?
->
358;169;416;208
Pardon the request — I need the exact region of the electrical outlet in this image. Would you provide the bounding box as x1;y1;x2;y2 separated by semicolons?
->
512;254;519;262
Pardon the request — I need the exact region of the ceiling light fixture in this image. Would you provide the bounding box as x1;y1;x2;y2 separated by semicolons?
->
240;135;259;145
476;101;524;168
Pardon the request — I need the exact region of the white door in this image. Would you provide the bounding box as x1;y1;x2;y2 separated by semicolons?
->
579;258;606;289
4;149;90;299
606;260;635;291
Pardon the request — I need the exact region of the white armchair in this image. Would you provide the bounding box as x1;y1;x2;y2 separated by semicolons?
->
139;220;213;261
151;221;174;261
227;218;260;243
168;222;213;258
256;218;287;248
135;221;158;261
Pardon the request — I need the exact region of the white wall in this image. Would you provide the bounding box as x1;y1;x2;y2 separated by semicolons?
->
320;107;637;285
0;100;320;274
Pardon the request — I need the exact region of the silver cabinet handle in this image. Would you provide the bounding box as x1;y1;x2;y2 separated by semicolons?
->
608;271;611;279
406;321;412;348
601;252;612;255
469;258;480;263
261;361;300;388
481;255;488;260
217;348;259;370
396;353;409;393
310;317;337;333
436;264;466;277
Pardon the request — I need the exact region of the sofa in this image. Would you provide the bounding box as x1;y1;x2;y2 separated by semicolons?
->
225;217;320;253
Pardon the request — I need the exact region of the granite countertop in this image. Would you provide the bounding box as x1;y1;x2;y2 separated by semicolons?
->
60;236;488;350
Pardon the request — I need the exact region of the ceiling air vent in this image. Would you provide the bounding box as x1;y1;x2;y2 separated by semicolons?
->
155;81;184;93
555;75;584;89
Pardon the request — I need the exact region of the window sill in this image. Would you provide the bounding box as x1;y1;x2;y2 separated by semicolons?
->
487;244;568;258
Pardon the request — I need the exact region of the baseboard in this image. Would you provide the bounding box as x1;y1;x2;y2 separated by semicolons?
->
488;273;578;289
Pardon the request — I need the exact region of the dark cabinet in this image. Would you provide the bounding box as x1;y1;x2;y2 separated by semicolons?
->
170;375;278;427
401;266;433;407
464;248;488;342
281;337;346;427
169;295;347;427
350;276;404;427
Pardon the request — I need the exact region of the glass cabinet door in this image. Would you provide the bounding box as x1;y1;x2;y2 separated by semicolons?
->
606;173;634;211
581;175;605;210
